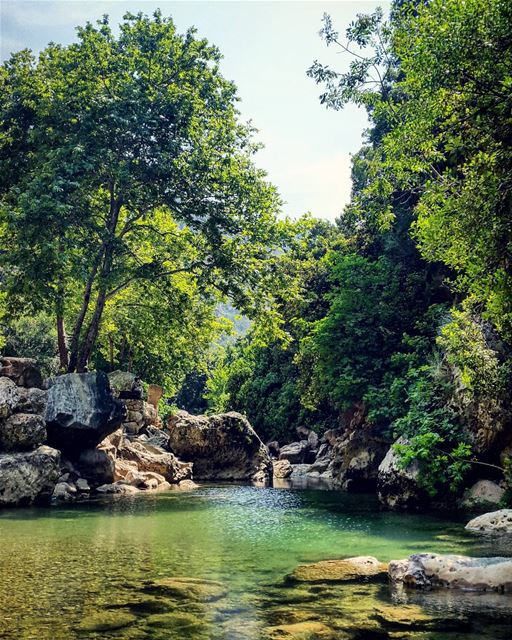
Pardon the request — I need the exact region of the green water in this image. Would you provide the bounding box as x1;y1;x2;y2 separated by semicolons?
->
0;484;511;639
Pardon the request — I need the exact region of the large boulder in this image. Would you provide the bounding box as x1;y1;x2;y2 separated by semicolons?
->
0;413;46;451
118;439;192;484
76;448;115;485
0;357;43;389
465;509;512;534
16;387;47;415
288;556;388;584
273;459;293;479
167;411;272;483
389;553;512;593
45;372;126;454
0;446;60;506
377;437;425;509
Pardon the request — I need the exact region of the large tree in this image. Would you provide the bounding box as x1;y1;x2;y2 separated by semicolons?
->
0;11;282;372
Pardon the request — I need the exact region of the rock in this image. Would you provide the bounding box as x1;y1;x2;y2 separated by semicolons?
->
290;464;312;477
389;553;512;592
0;377;20;418
75;611;137;632
96;482;140;495
465;509;512;533
76;448;115;485
118;439;192;484
307;443;333;476
263;621;334;639
377;437;424;509
330;427;388;491
307;431;319;450
0;413;46;451
141;425;170;449
279;441;310;464
52;481;77;500
0;357;43;388
76;477;90;492
288;556;388;584
175;479;199;491
461;480;505;510
147;384;163;408
45;372;126;454
114;458;139;481
273;459;293;479
124;468;167;489
146;576;228;602
0;446;60;506
167;411;272;483
108;370;137;395
101;427;124;450
16;387;47;415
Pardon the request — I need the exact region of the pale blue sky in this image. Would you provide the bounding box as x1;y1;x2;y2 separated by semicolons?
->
1;1;388;220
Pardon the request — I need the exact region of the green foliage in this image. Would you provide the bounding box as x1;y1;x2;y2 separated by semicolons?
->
2;313;58;376
0;10;283;377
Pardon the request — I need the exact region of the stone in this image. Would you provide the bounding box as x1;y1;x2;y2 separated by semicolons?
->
114;458;139;481
389;553;512;593
108;370;136;395
267;441;280;457
307;431;319;450
45;372;126;454
465;509;512;533
288;556;388;584
16;387;47;415
146;577;228;602
279;441;310;464
377;437;424;509
76;448;115;485
52;481;77;500
145;611;205;631
263;621;335;639
141;425;170;449
0;446;60;506
147;384;163;408
290;464;312;477
75;611;137;632
0;377;20;418
96;482;140;495
118;439;192;484
76;477;90;492
461;480;505;510
167;410;272;483
273;459;293;479
142;402;160;427
307;443;333;476
0;413;46;451
175;479;199;491
0;357;43;389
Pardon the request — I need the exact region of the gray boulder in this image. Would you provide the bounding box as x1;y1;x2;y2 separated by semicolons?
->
45;372;126;454
377;437;425;509
389;553;512;593
76;448;115;485
0;413;46;451
461;480;505;510
16;387;47;415
0;445;60;506
465;509;512;533
279;440;310;464
0;357;43;389
167;411;272;483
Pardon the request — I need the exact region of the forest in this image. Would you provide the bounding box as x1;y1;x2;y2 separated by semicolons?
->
1;0;511;505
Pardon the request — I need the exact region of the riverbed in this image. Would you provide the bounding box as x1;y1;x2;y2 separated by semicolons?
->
1;484;511;638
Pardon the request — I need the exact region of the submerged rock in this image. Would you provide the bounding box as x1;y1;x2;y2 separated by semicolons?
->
0;445;60;506
167;410;272;483
465;509;512;533
287;556;388;584
75;611;137;632
389;553;512;592
263;621;335;639
45;372;126;454
146;576;228;602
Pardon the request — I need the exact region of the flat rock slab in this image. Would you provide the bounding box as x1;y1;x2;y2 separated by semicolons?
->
389;553;512;593
146;577;228;602
466;509;512;533
287;556;388;584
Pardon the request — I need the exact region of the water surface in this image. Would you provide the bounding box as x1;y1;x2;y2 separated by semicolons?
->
0;484;510;639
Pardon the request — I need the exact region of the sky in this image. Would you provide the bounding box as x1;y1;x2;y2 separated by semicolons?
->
0;0;388;221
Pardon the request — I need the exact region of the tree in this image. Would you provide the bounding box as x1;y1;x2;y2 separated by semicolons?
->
0;11;282;372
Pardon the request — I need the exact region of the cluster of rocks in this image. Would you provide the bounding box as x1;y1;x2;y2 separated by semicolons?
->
0;359;275;507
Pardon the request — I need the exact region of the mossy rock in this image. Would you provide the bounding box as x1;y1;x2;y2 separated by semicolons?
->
75;610;137;632
145;576;227;602
287;556;388;584
145;611;206;631
263;621;341;639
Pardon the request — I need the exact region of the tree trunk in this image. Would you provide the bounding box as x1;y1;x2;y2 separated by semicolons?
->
56;313;69;371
